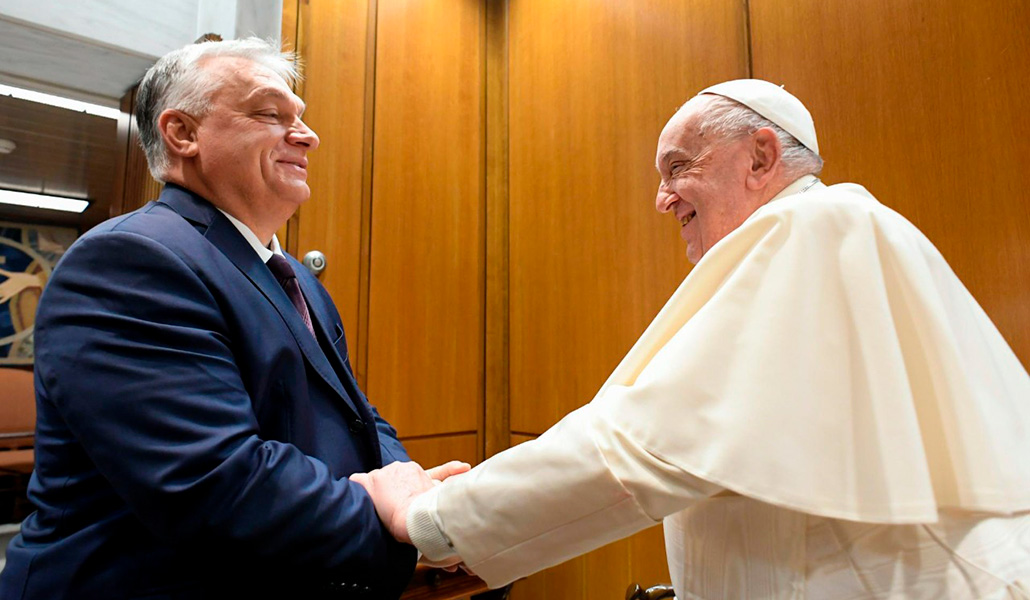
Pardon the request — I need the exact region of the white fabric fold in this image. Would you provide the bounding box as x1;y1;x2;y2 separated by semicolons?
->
595;180;1030;523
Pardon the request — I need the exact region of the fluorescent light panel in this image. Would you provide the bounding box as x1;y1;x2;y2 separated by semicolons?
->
0;83;120;120
0;189;89;213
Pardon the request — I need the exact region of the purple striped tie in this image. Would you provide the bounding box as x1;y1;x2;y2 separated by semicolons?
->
266;254;316;337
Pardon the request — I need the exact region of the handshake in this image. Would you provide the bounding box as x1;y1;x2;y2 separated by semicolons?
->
351;460;471;567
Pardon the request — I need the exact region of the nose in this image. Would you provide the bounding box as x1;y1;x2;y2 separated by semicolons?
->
655;181;678;214
288;118;320;150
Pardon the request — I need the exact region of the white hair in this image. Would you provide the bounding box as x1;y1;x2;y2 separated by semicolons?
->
135;37;301;182
694;95;824;179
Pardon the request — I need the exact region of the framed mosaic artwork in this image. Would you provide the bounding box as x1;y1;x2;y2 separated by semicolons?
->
0;221;78;365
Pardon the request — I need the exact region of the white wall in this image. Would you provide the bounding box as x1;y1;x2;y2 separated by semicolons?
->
198;0;282;42
0;0;282;104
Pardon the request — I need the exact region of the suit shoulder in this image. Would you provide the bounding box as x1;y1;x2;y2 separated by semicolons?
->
69;202;212;269
55;212;207;288
83;201;193;243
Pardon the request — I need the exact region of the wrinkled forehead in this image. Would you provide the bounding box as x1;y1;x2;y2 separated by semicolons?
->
665;95;720;138
199;55;294;102
655;96;711;162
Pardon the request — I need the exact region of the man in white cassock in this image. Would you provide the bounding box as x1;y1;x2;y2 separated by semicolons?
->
352;80;1030;599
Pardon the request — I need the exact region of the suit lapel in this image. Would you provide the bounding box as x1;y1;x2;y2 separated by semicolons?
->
296;263;385;465
294;268;347;373
157;185;363;419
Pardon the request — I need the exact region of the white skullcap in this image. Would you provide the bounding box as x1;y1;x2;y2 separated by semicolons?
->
698;79;819;155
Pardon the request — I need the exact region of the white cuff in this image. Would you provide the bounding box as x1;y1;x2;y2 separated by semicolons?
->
407;487;459;562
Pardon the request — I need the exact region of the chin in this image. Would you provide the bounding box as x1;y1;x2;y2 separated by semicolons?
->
278;184;311;205
685;244;701;265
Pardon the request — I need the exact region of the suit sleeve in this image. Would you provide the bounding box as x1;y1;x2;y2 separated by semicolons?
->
34;230;412;578
369;403;411;466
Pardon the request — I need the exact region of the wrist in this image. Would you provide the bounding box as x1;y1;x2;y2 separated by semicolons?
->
406;487;458;562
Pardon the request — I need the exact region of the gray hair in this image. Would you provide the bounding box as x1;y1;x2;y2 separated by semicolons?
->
135;37;300;182
695;95;824;179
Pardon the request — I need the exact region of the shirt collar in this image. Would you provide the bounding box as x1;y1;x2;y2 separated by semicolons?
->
216;208;282;264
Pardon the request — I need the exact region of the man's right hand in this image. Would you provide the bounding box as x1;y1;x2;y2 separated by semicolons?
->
350;460;470;544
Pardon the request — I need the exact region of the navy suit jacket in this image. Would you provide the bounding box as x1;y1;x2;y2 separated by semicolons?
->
0;184;416;599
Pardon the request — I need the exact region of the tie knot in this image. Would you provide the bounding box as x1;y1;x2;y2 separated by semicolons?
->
266;254;296;282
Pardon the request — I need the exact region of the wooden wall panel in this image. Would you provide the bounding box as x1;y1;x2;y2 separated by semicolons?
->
276;0;300;250
292;0;371;372
750;0;1030;368
280;0;298;53
366;0;485;437
484;0;510;459
506;435;671;600
109;87;161;225
401;433;480;470
508;0;749;434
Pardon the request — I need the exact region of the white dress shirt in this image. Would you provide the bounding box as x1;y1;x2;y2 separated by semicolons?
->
216;208;283;263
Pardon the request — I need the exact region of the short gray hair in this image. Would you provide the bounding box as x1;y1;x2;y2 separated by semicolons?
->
695;95;824;179
135;37;300;182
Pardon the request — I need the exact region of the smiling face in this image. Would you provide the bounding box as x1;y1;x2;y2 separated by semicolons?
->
654;96;766;264
190;56;319;223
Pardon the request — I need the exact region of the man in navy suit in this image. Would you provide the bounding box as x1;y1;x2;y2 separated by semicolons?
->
0;38;466;600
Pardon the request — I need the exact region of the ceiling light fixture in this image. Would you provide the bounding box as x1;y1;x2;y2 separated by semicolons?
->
0;139;15;154
0;189;89;213
0;83;120;120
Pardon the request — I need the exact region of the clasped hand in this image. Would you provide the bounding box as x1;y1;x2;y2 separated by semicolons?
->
350;460;470;545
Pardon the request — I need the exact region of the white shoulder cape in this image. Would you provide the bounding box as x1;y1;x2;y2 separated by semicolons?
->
413;180;1030;588
598;180;1030;522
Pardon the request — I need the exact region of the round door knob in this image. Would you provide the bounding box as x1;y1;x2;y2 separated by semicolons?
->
302;250;327;276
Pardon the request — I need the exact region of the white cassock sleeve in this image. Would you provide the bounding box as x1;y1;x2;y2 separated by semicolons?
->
408;182;1030;588
408;397;725;583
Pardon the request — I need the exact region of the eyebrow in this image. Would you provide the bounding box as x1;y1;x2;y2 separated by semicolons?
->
656;147;688;172
247;87;306;115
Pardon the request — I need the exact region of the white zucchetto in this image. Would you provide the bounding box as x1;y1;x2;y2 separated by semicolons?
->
699;79;820;155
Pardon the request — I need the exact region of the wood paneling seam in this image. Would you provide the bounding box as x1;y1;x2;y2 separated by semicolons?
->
356;0;379;388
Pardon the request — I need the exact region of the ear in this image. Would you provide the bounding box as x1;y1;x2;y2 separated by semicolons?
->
157;108;200;160
744;127;782;191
